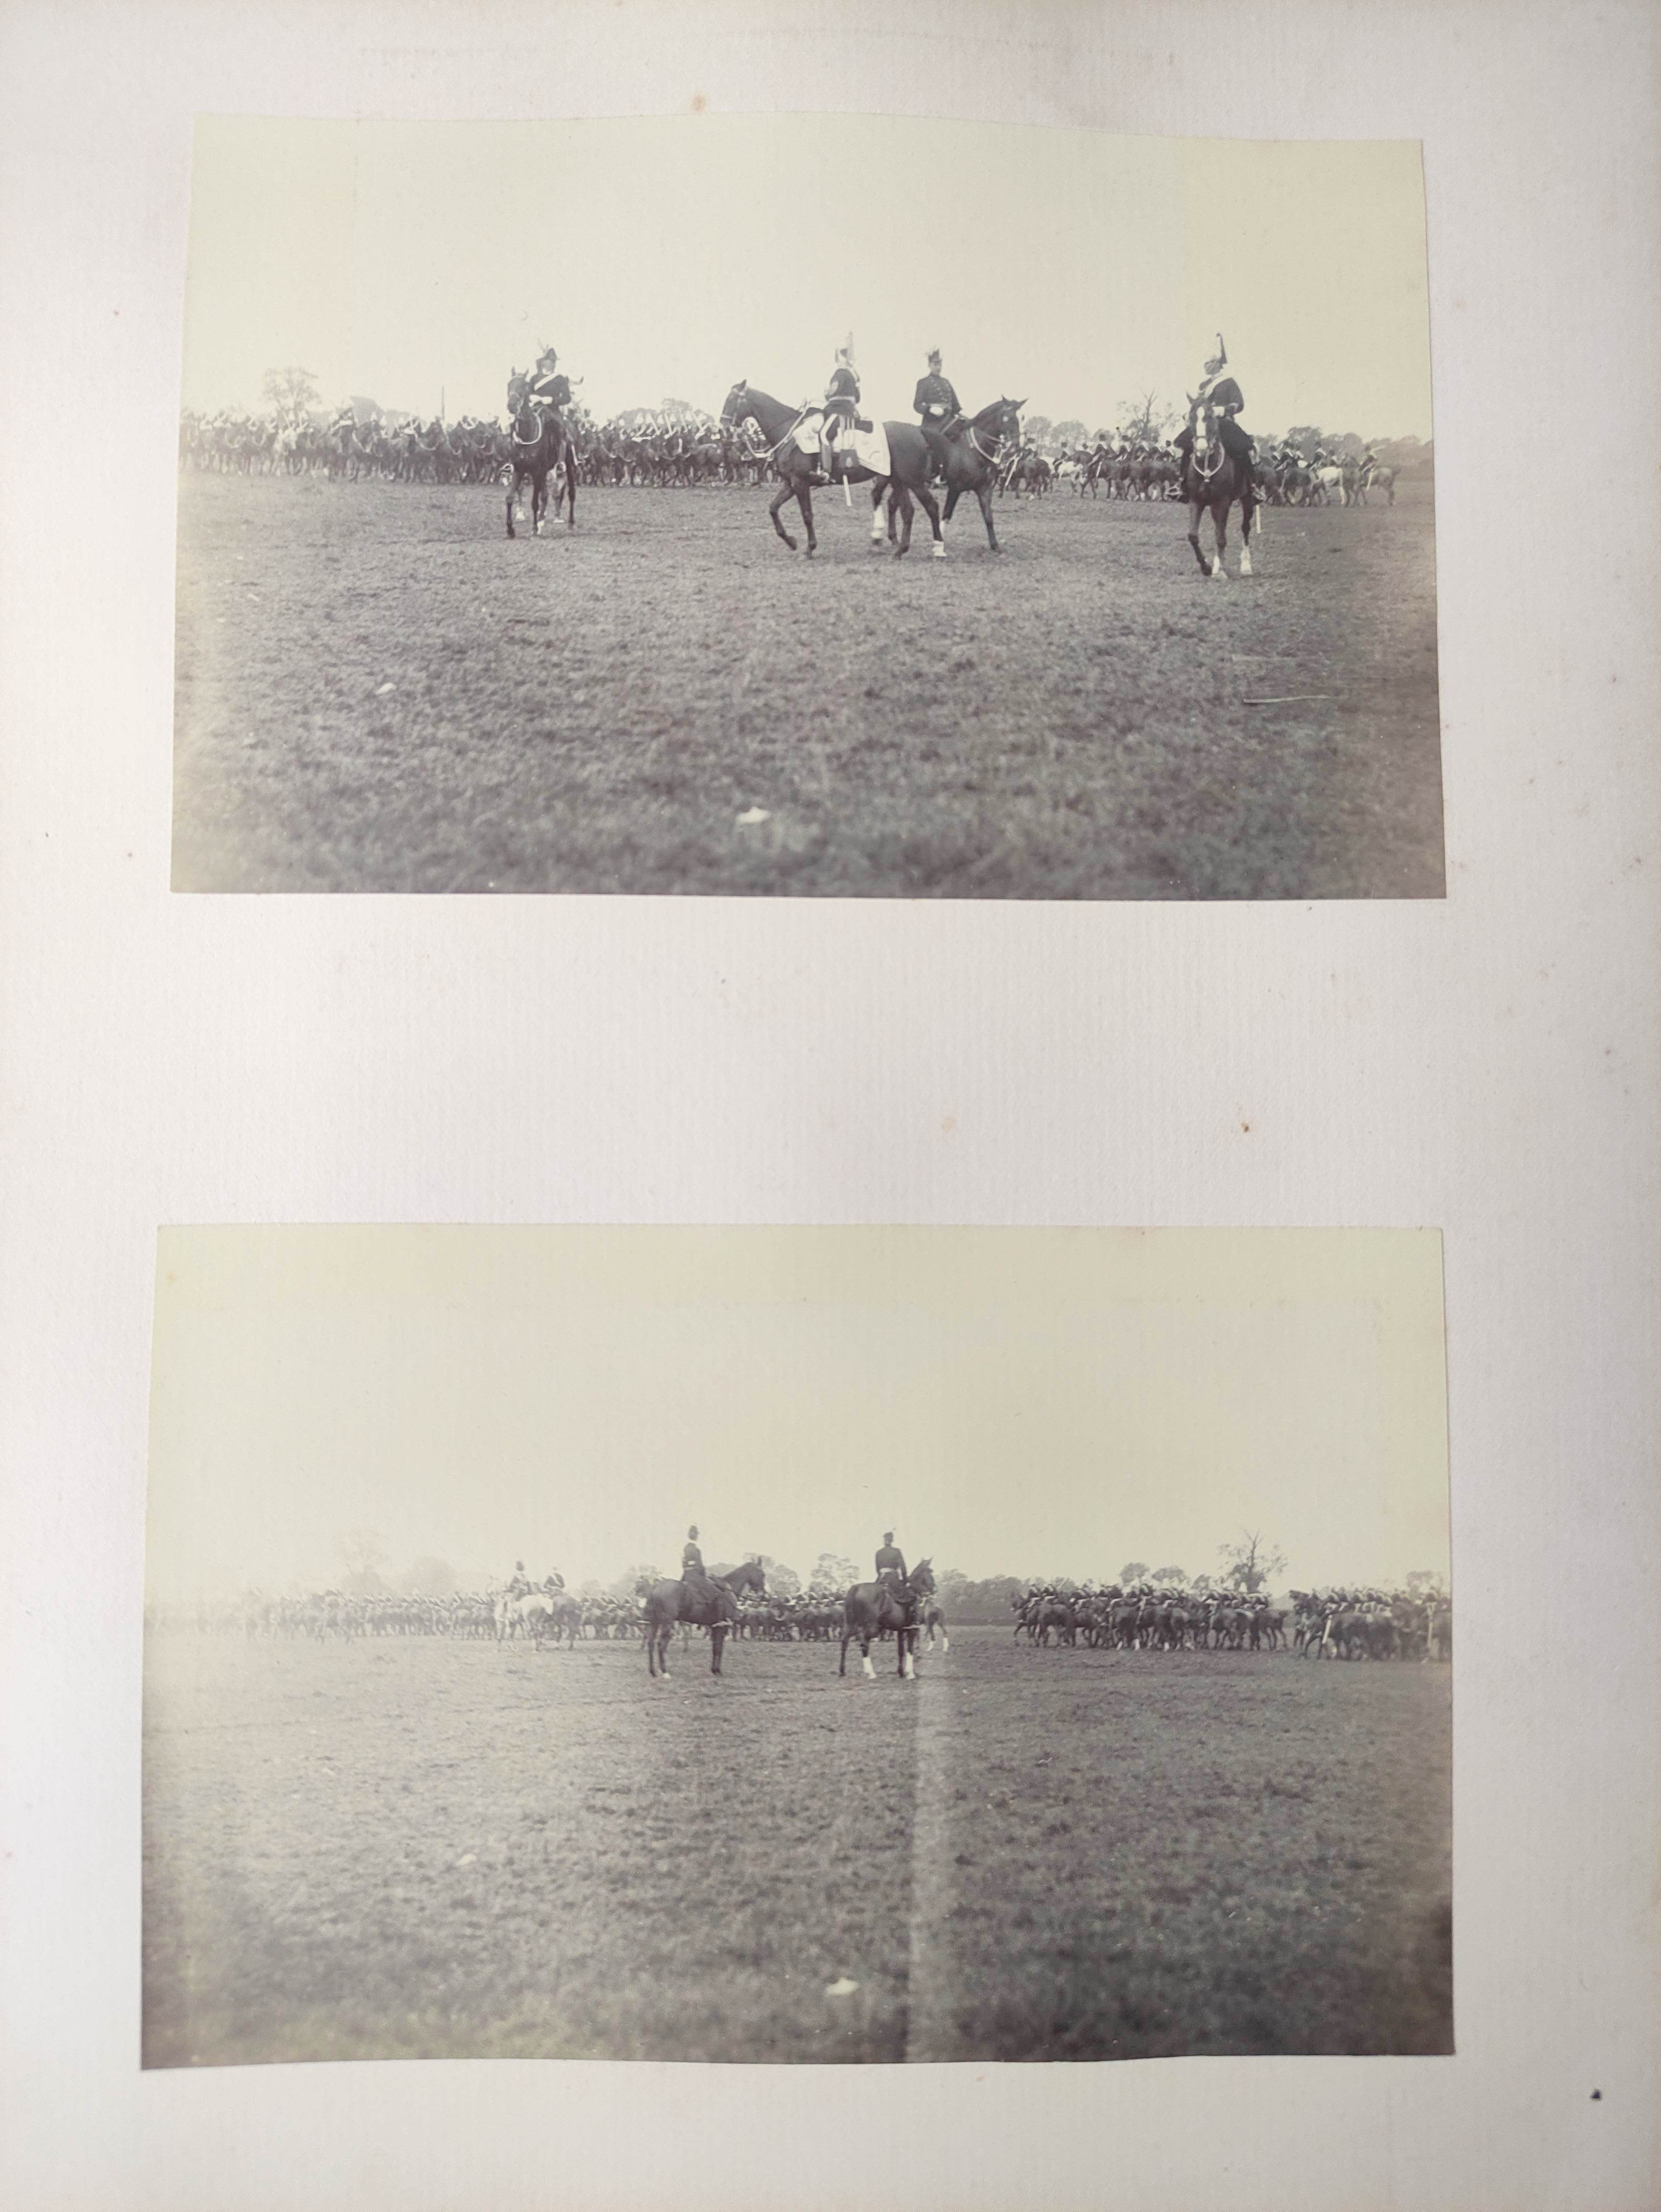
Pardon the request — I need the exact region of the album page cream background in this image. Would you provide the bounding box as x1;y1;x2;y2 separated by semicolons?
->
1;2;1656;2208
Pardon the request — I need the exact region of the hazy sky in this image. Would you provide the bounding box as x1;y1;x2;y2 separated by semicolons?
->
146;1228;1448;1599
181;116;1433;439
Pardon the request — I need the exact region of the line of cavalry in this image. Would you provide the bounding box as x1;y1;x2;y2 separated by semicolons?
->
178;333;1401;578
163;1564;1449;1681
1010;1582;1451;1662
177;409;1392;511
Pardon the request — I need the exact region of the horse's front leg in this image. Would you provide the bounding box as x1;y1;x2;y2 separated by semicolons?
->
909;480;943;560
977;484;1000;553
710;1625;726;1677
768;477;799;551
860;1634;875;1681
1238;495;1255;576
899;1628;915;1680
506;478;517;539
1210;499;1229;579
1186;502;1211;575
565;452;577;530
869;484;887;552
797;482;817;556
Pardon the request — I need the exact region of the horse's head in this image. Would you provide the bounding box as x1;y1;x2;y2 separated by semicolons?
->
719;380;749;428
908;1557;936;1598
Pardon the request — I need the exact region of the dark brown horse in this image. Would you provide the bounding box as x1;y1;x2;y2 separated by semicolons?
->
641;1570;742;1678
505;376;577;540
719;381;947;559
885;397;1025;554
839;1558;934;1680
1180;395;1256;580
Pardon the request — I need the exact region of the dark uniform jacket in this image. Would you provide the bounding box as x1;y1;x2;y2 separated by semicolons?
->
824;364;860;421
913;373;961;422
875;1543;907;1582
1198;373;1244;416
682;1539;705;1576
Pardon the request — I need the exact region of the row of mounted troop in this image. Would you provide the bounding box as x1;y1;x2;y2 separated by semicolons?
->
1015;1582;1451;1659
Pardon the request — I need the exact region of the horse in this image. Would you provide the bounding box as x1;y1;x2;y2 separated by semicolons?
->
505;379;577;540
1031;1597;1075;1648
1179;397;1256;579
709;1558;768;1605
887;397;1025;554
719;381;947;559
920;1598;950;1651
1359;460;1397;506
513;1591;582;1649
840;1559;934;1680
640;1571;740;1679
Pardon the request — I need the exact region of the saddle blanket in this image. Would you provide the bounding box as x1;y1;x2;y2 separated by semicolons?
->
797;417;890;478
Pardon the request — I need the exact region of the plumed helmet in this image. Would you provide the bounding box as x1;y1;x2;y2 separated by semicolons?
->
687;1525;698;1539
927;348;941;365
883;1530;894;1543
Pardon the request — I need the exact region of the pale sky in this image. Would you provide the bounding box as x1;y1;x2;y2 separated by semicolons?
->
146;1228;1449;1600
180;116;1433;440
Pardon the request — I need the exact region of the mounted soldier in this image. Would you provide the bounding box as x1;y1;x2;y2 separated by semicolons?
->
506;1559;532;1599
875;1530;908;1592
681;1524;715;1603
526;345;572;421
1174;334;1256;487
913;347;962;478
819;336;860;480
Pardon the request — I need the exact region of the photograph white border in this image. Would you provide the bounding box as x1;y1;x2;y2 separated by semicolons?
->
1;3;1656;2207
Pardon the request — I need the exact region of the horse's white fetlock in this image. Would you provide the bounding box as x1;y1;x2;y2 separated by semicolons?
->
861;1654;875;1679
1240;550;1253;576
931;541;946;559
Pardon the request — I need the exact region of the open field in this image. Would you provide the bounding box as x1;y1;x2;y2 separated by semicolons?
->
143;1624;1451;2066
172;476;1443;897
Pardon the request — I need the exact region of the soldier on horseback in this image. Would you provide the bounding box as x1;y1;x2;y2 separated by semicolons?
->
819;337;860;481
1174;334;1256;486
681;1524;716;1604
875;1530;908;1592
914;348;962;478
506;1559;532;1599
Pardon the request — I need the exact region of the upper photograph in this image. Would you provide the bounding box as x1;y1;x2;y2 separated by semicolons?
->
173;116;1440;898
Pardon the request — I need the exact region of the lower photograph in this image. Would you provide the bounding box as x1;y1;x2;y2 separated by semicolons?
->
143;1225;1452;2067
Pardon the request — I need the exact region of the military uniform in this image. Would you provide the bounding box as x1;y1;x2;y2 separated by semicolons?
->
821;354;860;476
914;360;962;478
1175;356;1256;482
875;1537;907;1588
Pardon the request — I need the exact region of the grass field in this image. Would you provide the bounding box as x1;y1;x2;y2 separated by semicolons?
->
143;1624;1451;2067
172;475;1443;898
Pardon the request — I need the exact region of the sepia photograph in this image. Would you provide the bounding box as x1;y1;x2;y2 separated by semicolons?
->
144;1226;1451;2068
174;117;1441;898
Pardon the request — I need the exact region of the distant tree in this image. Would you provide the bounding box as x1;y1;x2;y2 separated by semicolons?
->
1023;414;1052;443
1191;1572;1213;1593
758;1556;801;1601
1151;1565;1187;1586
1118;390;1178;444
1119;1560;1149;1586
1218;1529;1288;1593
810;1550;860;1596
609;1563;662;1600
1285;424;1323;459
1406;1569;1448;1599
262;365;321;421
1051;418;1086;446
577;1578;604;1599
396;1555;460;1596
337;1526;388;1593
